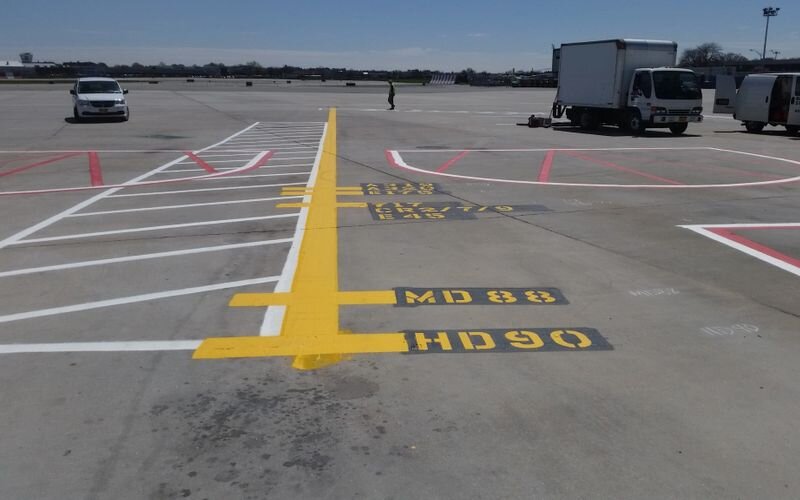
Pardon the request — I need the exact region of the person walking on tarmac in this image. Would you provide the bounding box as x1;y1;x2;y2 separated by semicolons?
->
387;80;396;110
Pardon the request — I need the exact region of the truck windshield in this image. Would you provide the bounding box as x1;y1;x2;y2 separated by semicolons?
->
652;71;701;100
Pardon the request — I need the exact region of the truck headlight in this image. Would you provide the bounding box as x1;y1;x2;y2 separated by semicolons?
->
78;99;92;106
691;107;703;114
651;107;667;114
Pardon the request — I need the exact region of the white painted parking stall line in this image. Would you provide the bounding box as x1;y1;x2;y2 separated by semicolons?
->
195;172;311;181
0;123;262;249
106;181;307;198
0;239;294;278
0;340;202;354
68;196;304;217
11;213;301;245
680;224;800;277
0;276;281;324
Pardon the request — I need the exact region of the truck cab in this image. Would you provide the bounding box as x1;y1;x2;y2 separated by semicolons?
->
627;68;703;134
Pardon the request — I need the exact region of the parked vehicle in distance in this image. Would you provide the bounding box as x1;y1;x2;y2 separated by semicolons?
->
552;39;703;135
70;77;129;122
714;73;800;135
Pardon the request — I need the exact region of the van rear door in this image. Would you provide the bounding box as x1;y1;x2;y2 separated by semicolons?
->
713;75;736;114
735;74;775;123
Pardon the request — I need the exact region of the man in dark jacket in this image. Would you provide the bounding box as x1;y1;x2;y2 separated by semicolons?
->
388;80;395;110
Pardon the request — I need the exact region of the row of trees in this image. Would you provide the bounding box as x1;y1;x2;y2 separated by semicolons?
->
678;43;749;67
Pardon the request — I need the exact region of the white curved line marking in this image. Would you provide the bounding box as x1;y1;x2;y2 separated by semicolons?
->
0;151;271;196
387;148;800;189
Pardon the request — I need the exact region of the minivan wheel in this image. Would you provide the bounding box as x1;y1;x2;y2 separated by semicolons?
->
121;109;129;122
73;107;81;122
669;123;688;135
744;121;765;133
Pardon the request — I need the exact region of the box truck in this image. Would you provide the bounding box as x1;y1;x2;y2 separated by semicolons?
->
551;39;703;135
714;73;800;134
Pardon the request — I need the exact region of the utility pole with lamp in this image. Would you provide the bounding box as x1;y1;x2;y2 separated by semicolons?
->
761;7;779;61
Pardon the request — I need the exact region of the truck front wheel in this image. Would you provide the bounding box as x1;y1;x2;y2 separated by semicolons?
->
744;121;765;133
786;125;799;135
627;111;646;135
669;123;688;135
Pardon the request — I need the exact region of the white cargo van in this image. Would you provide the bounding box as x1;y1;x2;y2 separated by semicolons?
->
552;39;703;135
714;73;800;134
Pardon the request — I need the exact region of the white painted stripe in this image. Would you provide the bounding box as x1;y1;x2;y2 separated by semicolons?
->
13;213;300;245
269;156;317;161
0;340;201;354
679;225;800;277
260;123;327;336
196;171;310;181
0;123;261;249
0;239;293;277
174;159;250;164
389;148;800;189
680;223;800;229
192;153;256;157
393;147;711;153
68;196;304;217
107;181;306;198
0;276;280;324
156;168;241;173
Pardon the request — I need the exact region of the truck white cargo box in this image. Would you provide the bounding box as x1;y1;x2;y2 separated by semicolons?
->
558;39;677;109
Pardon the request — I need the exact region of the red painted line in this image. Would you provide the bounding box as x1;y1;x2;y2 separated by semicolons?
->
87;152;104;187
599;151;782;181
0;152;271;196
537;150;555;182
709;228;800;269
0;152;82;178
564;151;684;185
183;151;217;173
436;150;470;173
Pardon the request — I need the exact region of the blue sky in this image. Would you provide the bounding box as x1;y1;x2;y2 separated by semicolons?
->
1;1;797;71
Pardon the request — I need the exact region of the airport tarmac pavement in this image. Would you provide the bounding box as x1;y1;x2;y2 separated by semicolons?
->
0;83;798;499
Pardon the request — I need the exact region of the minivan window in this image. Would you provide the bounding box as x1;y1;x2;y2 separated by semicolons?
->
653;71;702;100
77;81;122;94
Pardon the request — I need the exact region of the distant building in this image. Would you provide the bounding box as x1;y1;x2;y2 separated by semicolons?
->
688;58;800;87
19;52;33;64
1;60;25;79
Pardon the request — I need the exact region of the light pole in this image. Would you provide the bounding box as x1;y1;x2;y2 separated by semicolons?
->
749;48;764;59
762;7;780;61
769;49;781;59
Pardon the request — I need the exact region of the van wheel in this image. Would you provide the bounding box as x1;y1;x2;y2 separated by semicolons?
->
121;109;129;122
669;123;688;135
579;109;599;130
744;121;765;133
786;125;799;135
627;110;646;135
73;107;81;123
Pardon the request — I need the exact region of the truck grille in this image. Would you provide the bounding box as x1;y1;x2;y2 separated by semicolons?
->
667;109;690;115
90;100;115;108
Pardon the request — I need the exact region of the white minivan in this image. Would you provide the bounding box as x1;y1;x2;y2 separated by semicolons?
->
70;77;129;122
714;73;800;134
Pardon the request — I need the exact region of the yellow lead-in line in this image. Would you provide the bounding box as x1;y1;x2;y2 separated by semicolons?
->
194;109;409;367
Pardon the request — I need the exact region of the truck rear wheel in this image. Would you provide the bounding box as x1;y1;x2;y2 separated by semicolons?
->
669;123;688;135
627;111;646;135
579;109;599;130
744;121;764;133
786;125;799;135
